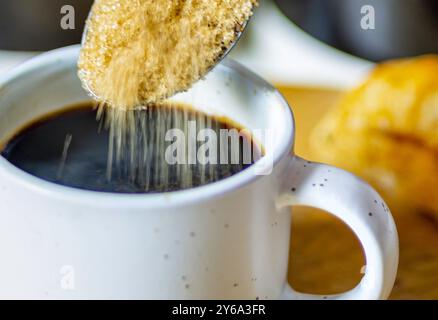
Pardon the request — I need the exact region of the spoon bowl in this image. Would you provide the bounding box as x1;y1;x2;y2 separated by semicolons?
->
79;11;253;103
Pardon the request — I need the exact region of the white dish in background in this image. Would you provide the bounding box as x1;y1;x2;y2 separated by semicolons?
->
231;0;373;89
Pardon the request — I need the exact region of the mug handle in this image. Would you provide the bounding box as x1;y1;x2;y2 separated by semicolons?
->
277;156;399;300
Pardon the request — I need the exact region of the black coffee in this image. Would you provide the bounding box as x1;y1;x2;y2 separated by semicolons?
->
1;103;260;193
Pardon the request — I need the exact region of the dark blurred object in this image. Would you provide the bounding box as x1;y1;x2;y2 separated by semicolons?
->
0;0;93;51
274;0;438;61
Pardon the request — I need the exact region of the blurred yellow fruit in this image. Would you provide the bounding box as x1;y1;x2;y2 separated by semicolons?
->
312;55;438;214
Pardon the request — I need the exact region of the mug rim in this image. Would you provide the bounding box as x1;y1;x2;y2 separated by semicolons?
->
0;45;295;209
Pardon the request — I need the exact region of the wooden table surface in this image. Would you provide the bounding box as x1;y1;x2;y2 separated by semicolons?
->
278;86;438;300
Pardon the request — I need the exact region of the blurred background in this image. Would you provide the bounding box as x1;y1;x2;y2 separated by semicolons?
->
2;0;373;86
0;0;437;300
3;0;438;84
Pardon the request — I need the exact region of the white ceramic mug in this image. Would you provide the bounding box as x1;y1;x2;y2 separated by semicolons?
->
0;46;398;300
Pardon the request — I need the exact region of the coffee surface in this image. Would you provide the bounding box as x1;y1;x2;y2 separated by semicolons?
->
1;103;259;193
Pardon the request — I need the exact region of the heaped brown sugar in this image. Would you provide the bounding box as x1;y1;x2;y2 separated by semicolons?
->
78;0;257;110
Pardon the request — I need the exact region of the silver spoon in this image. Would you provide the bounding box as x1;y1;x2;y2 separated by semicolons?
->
214;18;251;67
